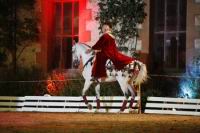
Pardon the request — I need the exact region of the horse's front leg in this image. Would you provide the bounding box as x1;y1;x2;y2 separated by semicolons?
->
95;84;101;110
120;94;128;112
82;80;93;110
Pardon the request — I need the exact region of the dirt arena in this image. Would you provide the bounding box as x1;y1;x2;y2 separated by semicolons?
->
0;112;200;133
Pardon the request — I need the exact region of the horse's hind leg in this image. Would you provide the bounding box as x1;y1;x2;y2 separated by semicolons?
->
117;81;129;112
127;84;136;109
95;84;100;110
82;80;92;110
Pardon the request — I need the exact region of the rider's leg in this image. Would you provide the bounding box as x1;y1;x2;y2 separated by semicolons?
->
91;54;107;82
95;84;101;109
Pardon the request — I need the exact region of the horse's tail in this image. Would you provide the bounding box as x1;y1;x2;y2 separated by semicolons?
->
133;61;148;85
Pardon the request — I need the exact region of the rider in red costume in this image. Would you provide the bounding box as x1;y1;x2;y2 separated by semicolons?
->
86;22;133;80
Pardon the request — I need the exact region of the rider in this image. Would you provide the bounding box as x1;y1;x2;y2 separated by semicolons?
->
86;21;134;81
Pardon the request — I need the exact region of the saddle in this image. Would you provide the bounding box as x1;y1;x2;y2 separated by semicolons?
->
83;56;141;77
105;60;141;77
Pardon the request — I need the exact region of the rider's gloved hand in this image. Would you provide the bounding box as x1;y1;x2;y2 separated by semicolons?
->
85;49;92;54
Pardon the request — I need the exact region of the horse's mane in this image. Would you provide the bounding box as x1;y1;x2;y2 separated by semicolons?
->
77;42;91;50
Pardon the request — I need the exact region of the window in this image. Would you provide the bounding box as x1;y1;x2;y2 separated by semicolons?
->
150;0;186;73
52;0;79;69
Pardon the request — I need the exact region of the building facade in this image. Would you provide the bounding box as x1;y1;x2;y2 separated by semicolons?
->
30;0;200;73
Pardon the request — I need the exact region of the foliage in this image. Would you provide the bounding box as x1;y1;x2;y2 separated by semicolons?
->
178;54;200;99
96;0;146;47
0;0;38;69
179;77;200;98
0;67;123;96
189;54;200;77
46;72;122;96
0;66;46;96
0;48;7;66
141;76;180;112
46;70;67;96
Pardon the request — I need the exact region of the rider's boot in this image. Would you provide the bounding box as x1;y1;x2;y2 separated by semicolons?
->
90;77;100;83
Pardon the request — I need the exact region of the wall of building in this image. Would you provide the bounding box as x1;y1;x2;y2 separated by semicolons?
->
85;0;200;71
138;0;150;65
84;0;100;46
85;0;150;65
186;0;200;65
33;0;200;72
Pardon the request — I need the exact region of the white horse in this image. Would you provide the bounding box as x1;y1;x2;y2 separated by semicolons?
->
72;42;147;112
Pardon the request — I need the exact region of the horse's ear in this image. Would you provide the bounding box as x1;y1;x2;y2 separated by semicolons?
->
73;37;79;44
72;41;76;46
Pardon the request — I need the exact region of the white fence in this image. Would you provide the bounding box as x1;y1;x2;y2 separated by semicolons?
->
2;96;199;115
0;96;24;111
145;97;200;116
0;96;140;113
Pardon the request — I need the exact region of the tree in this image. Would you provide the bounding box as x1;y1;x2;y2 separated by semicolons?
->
0;0;38;70
96;0;146;52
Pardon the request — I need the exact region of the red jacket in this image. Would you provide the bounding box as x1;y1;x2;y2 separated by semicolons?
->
92;33;133;78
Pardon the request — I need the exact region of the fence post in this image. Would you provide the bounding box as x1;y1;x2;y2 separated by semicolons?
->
138;84;142;114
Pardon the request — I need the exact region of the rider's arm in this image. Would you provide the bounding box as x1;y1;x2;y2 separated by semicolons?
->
85;34;107;54
92;34;107;50
85;49;101;54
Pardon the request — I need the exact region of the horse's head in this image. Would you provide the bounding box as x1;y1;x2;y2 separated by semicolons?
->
72;43;81;68
72;42;92;68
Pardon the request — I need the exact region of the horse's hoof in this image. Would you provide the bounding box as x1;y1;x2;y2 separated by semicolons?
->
129;108;134;113
87;104;93;110
118;110;123;114
95;109;99;113
129;108;137;113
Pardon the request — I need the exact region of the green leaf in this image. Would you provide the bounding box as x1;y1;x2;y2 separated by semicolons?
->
97;0;146;47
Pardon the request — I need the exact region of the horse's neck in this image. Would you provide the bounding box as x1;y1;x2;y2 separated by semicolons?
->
79;48;92;65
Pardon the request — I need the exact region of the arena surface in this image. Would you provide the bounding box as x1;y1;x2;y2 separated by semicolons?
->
0;112;200;133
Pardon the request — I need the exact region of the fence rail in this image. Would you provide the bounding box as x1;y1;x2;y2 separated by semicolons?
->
0;96;140;113
145;97;200;116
